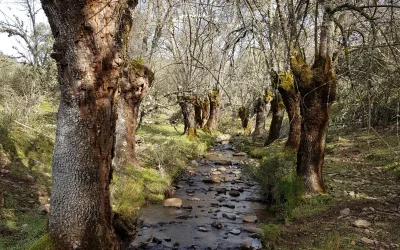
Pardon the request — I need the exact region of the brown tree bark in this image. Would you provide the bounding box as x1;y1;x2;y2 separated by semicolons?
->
114;61;154;169
194;97;203;128
41;0;137;248
278;72;301;150
265;90;284;146
178;95;198;139
253;90;272;136
205;89;221;133
200;97;210;128
238;106;251;135
252;98;267;135
291;51;336;194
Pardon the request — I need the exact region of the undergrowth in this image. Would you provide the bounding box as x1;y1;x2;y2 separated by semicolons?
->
110;124;213;222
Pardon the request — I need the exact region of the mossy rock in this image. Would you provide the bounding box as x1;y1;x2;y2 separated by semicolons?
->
29;234;55;250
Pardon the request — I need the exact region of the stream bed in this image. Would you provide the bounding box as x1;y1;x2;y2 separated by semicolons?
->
129;143;270;250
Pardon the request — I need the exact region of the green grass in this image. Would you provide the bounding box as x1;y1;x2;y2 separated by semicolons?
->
111;124;213;222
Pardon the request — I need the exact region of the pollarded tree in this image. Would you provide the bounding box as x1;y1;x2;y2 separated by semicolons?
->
40;0;138;248
278;72;301;150
114;60;154;169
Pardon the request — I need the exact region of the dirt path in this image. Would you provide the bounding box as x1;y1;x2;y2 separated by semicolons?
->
129;143;270;250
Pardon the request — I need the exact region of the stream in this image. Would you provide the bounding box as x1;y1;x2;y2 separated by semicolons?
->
129;143;270;250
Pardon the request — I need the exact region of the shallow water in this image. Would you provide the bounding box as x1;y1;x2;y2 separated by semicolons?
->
129;144;271;250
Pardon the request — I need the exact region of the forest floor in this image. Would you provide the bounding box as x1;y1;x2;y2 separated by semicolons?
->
235;129;400;250
1;114;400;249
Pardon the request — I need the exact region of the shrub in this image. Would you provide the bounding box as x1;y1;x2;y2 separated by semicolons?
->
249;149;301;220
260;223;281;249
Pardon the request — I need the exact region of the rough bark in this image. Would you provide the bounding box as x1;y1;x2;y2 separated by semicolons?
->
292;51;336;194
194;98;203;128
41;0;137;248
278;72;301;150
114;61;154;169
238;106;251;135
178;95;197;139
265;91;284;146
200;97;210;128
253;90;272;136
205;89;221;133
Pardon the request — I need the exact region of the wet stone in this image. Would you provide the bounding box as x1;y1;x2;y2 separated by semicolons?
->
228;191;241;197
229;229;241;235
163;198;183;208
243;215;258;223
222;203;235;209
211;220;223;229
222;213;236;220
198;227;209;232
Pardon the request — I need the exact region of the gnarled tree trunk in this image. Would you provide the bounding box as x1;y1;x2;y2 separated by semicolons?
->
41;0;137;248
205;89;221;133
253;90;272;136
114;61;154;169
252;98;267;136
292;51;336;194
265;90;284;146
278;72;301;150
238;106;251;135
194;97;203;128
200;97;210;128
179;95;197;139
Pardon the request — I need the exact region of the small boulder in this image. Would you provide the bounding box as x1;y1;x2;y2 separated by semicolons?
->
353;219;371;228
215;134;231;143
228;191;241;197
163;198;182;208
340;208;351;216
211;220;223;229
243;215;257;223
360;237;374;245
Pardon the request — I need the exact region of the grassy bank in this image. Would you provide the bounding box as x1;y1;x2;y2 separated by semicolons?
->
235;129;400;249
0;102;213;249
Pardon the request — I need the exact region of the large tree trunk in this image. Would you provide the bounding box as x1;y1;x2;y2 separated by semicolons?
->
265;91;284;146
238;106;251;135
41;0;137;248
278;72;301;150
179;95;197;139
205;89;221;133
292;51;336;194
253;91;272;135
200;97;210;128
114;62;154;169
194;98;203;128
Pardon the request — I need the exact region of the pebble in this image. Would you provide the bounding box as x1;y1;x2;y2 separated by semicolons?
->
222;213;236;220
198;227;209;232
187;197;200;201
229;229;241;235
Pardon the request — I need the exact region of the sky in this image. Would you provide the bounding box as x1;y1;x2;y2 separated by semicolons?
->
0;1;48;57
